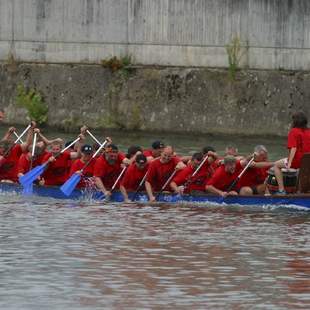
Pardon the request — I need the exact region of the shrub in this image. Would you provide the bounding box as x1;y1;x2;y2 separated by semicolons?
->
16;84;48;125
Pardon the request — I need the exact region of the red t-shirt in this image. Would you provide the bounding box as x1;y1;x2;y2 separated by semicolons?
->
206;161;243;191
42;151;72;185
287;128;310;168
172;164;211;193
17;151;47;175
120;162;149;191
238;166;268;188
69;158;96;188
143;149;154;157
146;157;180;191
93;153;125;189
0;144;23;182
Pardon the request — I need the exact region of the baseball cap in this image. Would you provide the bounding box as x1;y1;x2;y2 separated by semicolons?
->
135;154;147;164
81;144;93;154
152;140;165;150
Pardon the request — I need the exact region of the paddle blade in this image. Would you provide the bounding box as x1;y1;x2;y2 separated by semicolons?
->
19;164;46;187
60;173;81;197
22;183;33;196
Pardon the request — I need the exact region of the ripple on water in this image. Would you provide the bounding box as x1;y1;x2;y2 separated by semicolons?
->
0;195;310;309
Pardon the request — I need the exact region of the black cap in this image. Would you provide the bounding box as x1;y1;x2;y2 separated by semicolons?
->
81;144;93;154
136;154;147;164
105;143;118;152
152;140;165;150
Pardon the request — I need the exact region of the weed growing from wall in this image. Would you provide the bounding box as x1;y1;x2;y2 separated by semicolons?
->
226;37;247;80
101;55;133;77
16;84;48;125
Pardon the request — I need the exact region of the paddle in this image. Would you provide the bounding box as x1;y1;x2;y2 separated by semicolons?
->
155;169;178;200
60;140;108;196
132;172;148;201
226;156;255;192
102;166;127;202
86;130;102;145
22;132;38;195
19;137;81;188
182;155;209;192
13;131;24;144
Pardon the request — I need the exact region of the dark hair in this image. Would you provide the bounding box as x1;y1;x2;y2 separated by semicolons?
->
192;152;203;161
127;145;142;159
292;111;308;129
202;146;216;154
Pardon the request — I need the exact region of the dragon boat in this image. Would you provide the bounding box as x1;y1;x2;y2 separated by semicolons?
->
0;182;310;209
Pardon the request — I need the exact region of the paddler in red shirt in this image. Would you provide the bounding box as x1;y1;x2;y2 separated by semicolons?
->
94;144;128;199
69;144;95;188
273;111;310;194
120;154;149;202
0;124;34;182
205;155;244;197
170;152;210;194
143;140;165;162
145;146;186;201
41;136;84;186
238;145;274;195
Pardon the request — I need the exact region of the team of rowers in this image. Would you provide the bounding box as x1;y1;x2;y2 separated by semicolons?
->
0;110;309;201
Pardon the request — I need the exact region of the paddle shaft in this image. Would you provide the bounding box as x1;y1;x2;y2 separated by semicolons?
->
184;155;209;190
86;130;102;145
111;166;127;191
14;124;31;144
155;169;178;198
132;172;148;200
13;131;24;144
226;157;255;192
29;132;38;171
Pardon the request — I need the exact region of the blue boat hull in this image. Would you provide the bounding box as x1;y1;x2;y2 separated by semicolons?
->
0;182;310;209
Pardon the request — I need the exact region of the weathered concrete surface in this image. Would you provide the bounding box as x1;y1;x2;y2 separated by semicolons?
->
1;0;310;70
0;63;309;136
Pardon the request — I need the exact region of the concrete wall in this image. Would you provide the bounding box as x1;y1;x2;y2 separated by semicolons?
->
1;63;309;136
1;0;310;70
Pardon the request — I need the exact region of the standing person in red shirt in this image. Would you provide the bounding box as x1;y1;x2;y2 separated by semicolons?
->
170;152;210;194
145;146;185;202
69;144;95;188
41;137;84;186
205;155;244;197
94;144;127;199
143;140;165;162
0;124;34;182
274;111;310;194
120;154;149;202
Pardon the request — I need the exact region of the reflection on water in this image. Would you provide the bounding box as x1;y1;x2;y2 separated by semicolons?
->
0;196;310;309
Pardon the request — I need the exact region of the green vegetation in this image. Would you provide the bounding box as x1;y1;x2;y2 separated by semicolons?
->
225;37;247;80
16;84;48;125
101;55;133;77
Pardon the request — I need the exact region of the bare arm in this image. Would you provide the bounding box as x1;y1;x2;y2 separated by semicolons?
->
120;185;130;202
145;181;155;202
95;176;111;197
287;147;297;169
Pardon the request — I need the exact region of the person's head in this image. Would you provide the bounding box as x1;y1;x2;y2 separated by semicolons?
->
151;140;165;158
191;152;203;169
254;145;268;162
104;144;119;164
135;154;147;170
225;145;238;156
50;141;63;156
127;145;142;159
223;155;237;174
292;111;308;129
0;140;12;156
160;146;174;163
202;146;216;155
81;144;93;160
